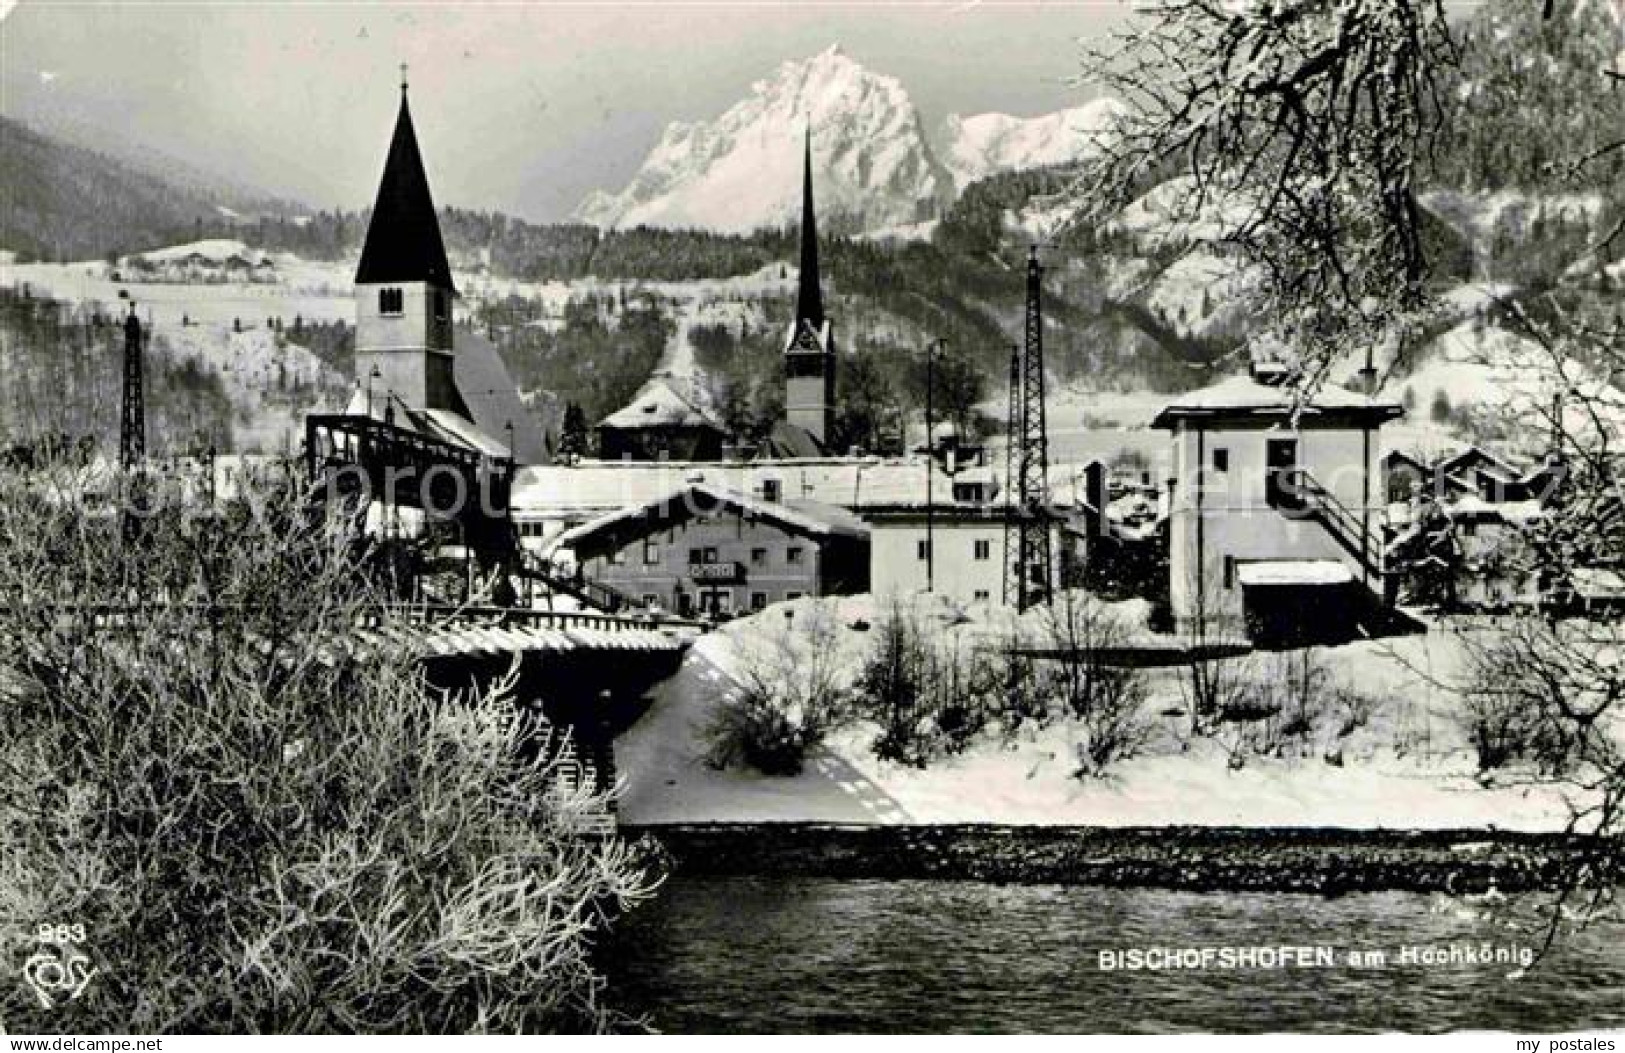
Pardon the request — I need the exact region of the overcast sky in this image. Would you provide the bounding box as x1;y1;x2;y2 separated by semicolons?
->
0;1;1131;221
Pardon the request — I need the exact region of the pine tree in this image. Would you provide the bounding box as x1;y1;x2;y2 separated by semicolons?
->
1430;389;1452;423
558;402;589;460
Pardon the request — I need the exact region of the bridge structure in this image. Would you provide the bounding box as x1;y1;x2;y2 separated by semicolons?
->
391;604;703;825
305;412;705;823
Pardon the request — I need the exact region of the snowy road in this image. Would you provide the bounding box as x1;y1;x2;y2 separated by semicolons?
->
615;648;911;825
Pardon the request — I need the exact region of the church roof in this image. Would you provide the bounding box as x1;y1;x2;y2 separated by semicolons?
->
597;375;726;433
794;127;825;330
355;89;456;293
758;420;826;459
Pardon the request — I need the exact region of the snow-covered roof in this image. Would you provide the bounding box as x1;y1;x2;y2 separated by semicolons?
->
1444;496;1545;522
342;388;512;460
1384;449;1431;469
598;375;725;432
1236;560;1354;587
1436;445;1518;478
513;457;973;519
862;501;1061;523
1152;374;1403;428
553;482;867;554
758;421;825;459
419;409;510;459
1570;567;1625;601
129;239;272;267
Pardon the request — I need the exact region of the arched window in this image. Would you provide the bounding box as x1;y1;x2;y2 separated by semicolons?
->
378;288;403;315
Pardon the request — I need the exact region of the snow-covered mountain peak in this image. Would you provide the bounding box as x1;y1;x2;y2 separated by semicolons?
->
572;48;1125;235
573;48;953;234
939;97;1126;190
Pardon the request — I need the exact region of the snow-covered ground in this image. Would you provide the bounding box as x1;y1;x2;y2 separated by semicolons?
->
1419;188;1607;261
1;256;354;330
616;594;1591;831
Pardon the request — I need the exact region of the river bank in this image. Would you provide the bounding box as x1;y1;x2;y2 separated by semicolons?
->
626;823;1620;894
618;604;1597;830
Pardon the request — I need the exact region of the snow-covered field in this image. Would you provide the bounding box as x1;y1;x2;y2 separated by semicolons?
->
617;594;1590;831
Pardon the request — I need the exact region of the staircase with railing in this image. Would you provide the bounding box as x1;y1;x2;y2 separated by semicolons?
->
1270;468;1384;582
517;552;649;616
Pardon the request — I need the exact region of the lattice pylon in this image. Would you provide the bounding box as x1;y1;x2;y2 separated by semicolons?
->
1003;342;1022;607
1008;247;1052;611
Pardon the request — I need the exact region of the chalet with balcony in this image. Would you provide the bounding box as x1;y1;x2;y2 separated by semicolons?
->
549;482;868;618
1153;364;1404;643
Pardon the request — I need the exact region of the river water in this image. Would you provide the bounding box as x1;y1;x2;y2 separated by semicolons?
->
600;877;1625;1033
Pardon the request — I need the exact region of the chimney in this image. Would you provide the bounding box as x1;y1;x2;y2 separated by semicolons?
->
1084;460;1109;539
1357;344;1379;395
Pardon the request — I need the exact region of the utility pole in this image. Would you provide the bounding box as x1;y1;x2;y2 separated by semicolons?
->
924;338;944;593
120;307;145;468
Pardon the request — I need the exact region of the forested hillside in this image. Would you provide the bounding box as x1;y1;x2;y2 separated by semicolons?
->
0;286;235;455
0;117;295;263
5;0;1619;455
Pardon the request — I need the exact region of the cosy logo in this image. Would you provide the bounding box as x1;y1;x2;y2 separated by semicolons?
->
20;923;99;1010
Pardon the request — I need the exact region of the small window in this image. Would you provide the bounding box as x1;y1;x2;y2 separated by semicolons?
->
609;548;626;566
974;589;991;602
378;287;403;315
433;290;447;321
642;594;659;608
786;546;804;565
786;592;804;602
973;539;991;561
643;540;659;565
1223;556;1236;590
751;592;768;611
762;479;782;503
688;547;704;565
916;539;931;561
1212;448;1229;473
751;547;767;566
703;546;719;564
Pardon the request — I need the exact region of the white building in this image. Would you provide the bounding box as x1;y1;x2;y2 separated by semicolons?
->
1153;366;1403;641
865;505;1064;607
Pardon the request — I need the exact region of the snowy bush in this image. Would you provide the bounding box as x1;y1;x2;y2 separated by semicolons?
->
702;605;850;776
0;460;657;1033
1035;593;1152;777
855;603;999;767
1460;621;1592;777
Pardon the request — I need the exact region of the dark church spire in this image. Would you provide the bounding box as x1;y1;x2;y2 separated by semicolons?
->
355;82;456;293
795;126;824;329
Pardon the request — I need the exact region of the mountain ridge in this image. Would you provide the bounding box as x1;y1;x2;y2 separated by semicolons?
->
573;46;1121;234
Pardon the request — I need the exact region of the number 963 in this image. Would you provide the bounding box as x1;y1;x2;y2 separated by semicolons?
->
36;923;86;944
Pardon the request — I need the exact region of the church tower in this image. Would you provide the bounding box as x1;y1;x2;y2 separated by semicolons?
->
783;128;835;447
354;75;459;414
